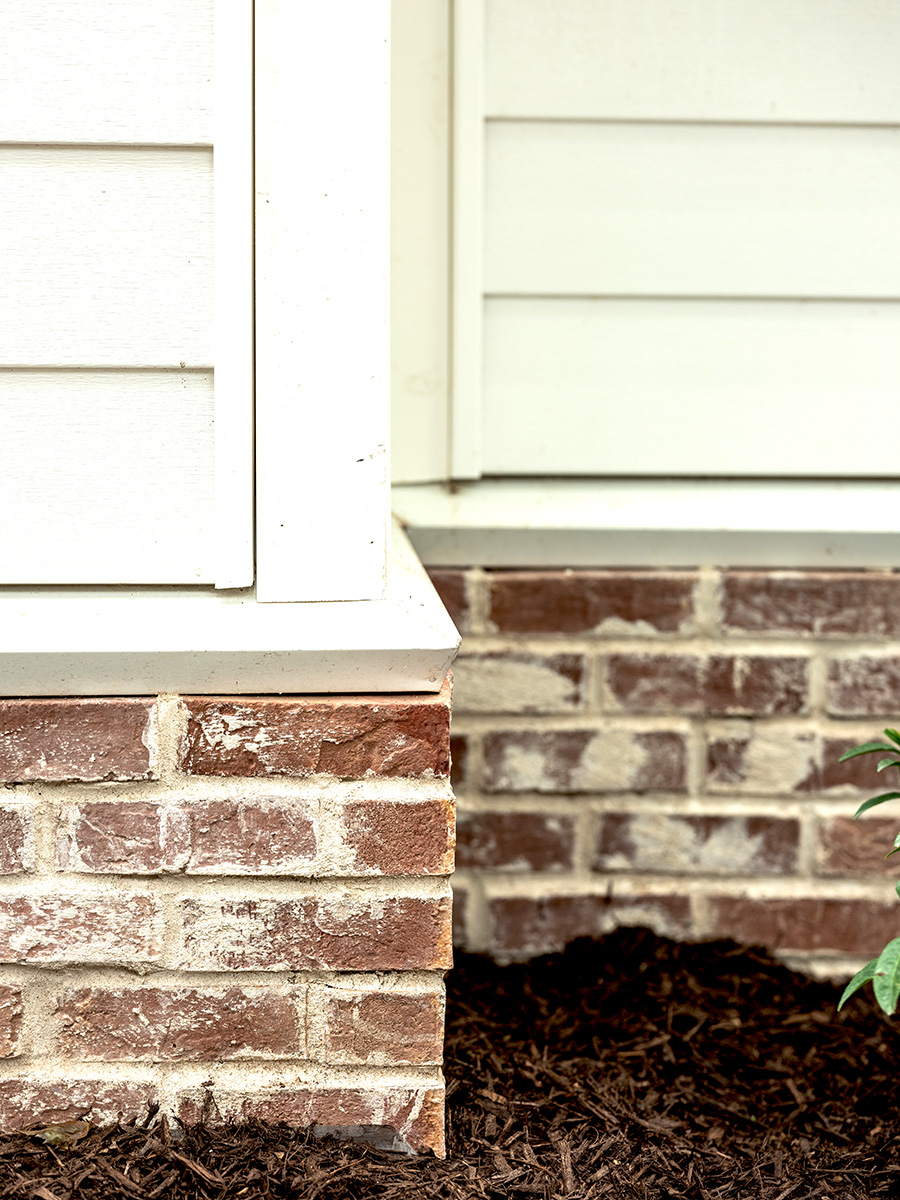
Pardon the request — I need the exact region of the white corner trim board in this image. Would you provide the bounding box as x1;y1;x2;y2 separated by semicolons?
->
393;479;900;569
0;524;459;697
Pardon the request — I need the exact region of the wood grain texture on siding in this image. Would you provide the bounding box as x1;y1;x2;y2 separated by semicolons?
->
0;149;213;367
484;122;900;298
482;298;900;477
0;0;213;144
0;371;215;584
486;0;900;122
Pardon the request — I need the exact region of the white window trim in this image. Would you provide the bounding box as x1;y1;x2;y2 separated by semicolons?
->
0;1;459;696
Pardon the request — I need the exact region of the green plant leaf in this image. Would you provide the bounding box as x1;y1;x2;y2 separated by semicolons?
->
838;957;878;1010
839;742;898;762
885;729;900;748
873;938;900;1015
854;792;900;819
877;758;900;772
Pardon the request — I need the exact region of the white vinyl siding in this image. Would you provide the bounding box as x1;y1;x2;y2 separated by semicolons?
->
450;0;900;481
0;150;213;365
0;1;250;587
482;299;900;476
0;1;213;144
484;0;900;124
484;123;900;299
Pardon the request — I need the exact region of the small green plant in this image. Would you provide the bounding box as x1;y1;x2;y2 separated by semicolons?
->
837;728;900;1016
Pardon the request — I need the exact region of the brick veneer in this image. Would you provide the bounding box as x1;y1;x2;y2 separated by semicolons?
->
0;681;453;1155
431;568;900;975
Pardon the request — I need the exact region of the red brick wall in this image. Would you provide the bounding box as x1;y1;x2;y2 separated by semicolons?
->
0;683;453;1155
431;568;900;975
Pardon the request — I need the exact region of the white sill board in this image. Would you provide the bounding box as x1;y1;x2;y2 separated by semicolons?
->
0;523;459;696
393;480;900;569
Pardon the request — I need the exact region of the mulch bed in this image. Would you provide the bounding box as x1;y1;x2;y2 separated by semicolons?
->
3;926;900;1198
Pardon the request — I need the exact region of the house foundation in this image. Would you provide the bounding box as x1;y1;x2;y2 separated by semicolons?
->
437;567;900;978
0;679;454;1156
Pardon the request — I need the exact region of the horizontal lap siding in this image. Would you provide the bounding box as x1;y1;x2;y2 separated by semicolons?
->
1;150;213;366
477;0;900;479
485;0;900;123
485;123;900;298
482;299;900;476
0;2;212;144
0;373;215;584
0;2;218;584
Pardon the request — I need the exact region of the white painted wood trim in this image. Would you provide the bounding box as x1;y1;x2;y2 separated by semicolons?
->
450;0;485;480
393;480;900;569
0;523;459;696
390;0;452;486
213;0;254;588
254;0;390;603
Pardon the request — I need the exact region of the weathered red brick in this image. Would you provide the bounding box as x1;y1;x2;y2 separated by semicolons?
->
706;896;900;954
0;1079;156;1130
179;1086;445;1156
309;984;443;1065
705;728;819;794
594;814;799;875
606;654;808;716
0;699;154;783
488;571;697;635
56;986;301;1060
723;571;900;637
178;893;453;972
61;799;319;875
180;678;450;778
59;800;181;874
456;811;575;871
186;800;317;874
453;652;587;714
344;799;454;876
489;893;692;957
822;738;886;790
427;570;471;634
451;884;468;946
817;816;900;877
0;807;31;874
0;895;161;965
0;986;23;1058
483;729;687;794
450;735;468;792
827;657;900;717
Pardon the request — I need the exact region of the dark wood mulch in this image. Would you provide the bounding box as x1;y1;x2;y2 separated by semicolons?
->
2;926;900;1198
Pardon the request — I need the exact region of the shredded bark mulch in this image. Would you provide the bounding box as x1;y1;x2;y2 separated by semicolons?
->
3;926;900;1198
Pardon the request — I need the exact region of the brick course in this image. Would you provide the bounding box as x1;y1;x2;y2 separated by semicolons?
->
0;698;155;782
722;571;900;637
180;681;450;778
489;571;698;634
178;894;452;973
307;981;444;1066
56;986;302;1061
606;653;808;716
